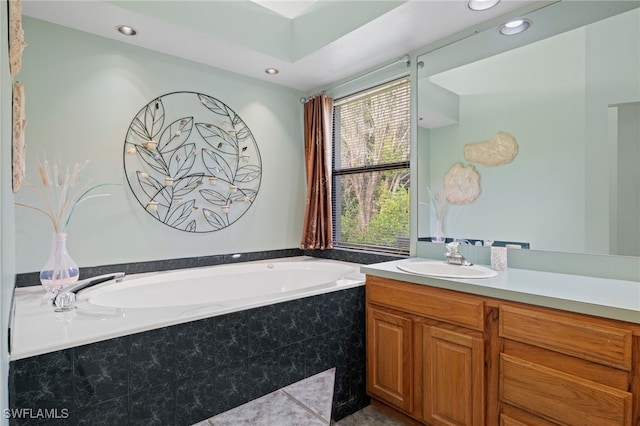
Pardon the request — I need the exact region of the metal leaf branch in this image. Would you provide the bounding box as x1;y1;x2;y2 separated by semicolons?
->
123;92;262;233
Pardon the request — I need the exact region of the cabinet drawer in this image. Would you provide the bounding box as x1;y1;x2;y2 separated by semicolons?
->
367;277;485;331
500;353;632;426
499;304;632;370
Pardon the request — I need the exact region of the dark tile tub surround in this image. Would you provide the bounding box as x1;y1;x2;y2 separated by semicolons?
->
15;247;404;288
8;286;367;426
303;248;406;265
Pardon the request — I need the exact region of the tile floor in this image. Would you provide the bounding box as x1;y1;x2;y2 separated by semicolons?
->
191;368;406;426
194;369;335;426
333;405;407;425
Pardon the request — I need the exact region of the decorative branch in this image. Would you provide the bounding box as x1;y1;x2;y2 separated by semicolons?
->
16;159;116;233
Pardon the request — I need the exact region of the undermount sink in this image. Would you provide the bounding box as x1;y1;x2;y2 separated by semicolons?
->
397;261;497;279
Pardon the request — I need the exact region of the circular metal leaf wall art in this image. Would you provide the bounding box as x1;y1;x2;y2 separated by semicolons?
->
123;92;262;232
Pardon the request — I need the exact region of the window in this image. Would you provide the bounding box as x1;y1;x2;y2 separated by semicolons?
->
332;77;411;254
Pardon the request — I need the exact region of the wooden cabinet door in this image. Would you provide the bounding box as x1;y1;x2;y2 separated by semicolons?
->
366;305;413;412
422;324;485;426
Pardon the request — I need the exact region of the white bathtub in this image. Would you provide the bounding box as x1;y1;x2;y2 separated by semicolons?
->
82;258;364;309
10;256;365;360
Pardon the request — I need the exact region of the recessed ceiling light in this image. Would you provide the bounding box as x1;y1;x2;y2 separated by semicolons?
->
499;18;531;35
467;0;500;11
265;68;279;75
116;25;137;36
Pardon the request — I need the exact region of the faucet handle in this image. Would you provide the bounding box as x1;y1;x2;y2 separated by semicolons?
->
52;272;125;312
446;241;460;253
54;292;76;312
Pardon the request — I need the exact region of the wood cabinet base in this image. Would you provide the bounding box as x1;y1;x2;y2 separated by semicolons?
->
366;275;640;426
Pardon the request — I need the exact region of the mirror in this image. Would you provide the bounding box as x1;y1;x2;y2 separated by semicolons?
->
417;1;639;256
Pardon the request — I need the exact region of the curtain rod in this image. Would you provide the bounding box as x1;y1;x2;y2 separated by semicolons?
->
300;53;410;103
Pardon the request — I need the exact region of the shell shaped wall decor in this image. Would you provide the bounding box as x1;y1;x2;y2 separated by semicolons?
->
443;162;481;205
12;81;27;193
9;0;27;76
123;92;262;232
464;131;518;167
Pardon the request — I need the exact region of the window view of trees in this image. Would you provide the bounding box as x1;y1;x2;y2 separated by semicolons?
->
333;78;411;253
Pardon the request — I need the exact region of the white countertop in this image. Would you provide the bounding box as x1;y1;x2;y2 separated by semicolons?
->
361;258;640;324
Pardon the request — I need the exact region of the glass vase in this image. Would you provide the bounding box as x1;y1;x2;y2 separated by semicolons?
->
40;232;79;294
432;218;445;243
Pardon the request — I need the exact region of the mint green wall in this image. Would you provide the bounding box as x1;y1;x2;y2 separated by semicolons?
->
111;1;405;62
614;103;640;256
110;1;293;61
422;28;587;252
1;1;16;421
292;1;403;61
14;17;306;274
417;9;639;255
584;9;640;254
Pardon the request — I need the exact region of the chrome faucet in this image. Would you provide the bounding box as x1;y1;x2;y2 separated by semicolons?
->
53;272;125;312
445;242;473;266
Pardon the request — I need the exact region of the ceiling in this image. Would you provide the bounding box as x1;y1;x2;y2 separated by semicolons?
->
21;0;542;93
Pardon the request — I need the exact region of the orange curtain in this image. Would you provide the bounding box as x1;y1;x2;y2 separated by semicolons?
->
300;95;334;250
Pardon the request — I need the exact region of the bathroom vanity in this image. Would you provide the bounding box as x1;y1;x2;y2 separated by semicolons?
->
362;259;640;426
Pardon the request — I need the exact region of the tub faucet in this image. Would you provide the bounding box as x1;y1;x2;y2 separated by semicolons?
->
53;272;125;312
445;242;473;266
